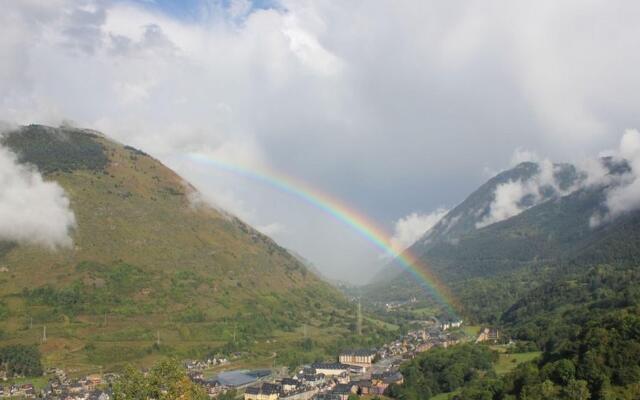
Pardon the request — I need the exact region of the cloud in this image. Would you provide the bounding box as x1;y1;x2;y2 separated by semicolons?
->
390;208;448;252
480;129;640;229
477;158;572;228
510;148;540;165
0;144;76;249
1;0;640;281
477;180;534;228
256;222;285;236
591;129;640;226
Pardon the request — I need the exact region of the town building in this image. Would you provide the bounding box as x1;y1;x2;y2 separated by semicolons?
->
310;363;350;377
338;349;376;369
476;327;500;343
244;383;281;400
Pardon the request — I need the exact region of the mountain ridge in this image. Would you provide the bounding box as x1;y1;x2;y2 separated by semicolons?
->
0;124;377;372
366;157;640;321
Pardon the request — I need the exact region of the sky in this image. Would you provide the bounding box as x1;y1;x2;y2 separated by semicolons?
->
1;0;640;283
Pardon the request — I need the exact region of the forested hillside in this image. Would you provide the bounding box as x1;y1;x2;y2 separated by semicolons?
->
365;158;640;322
373;157;640;399
0;125;388;373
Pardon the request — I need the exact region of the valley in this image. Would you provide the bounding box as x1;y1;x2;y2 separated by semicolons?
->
0;125;639;400
2;2;639;399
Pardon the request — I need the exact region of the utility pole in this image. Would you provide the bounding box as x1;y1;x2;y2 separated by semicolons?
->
42;325;47;343
357;299;362;336
156;330;161;347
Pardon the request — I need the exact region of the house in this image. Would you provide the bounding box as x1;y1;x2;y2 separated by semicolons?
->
278;387;318;400
338;349;376;369
476;327;500;343
311;363;350;377
382;372;404;386
280;378;299;393
244;383;281;400
354;379;373;395
331;383;357;400
299;373;325;388
370;371;403;394
335;372;351;385
86;374;102;387
440;319;463;331
21;383;36;397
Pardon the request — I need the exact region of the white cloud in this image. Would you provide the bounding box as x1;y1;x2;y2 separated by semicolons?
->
256;222;285;236
510;148;540;165
2;0;640;281
592;129;640;225
481;129;640;229
477;180;532;228
0;145;76;249
477;157;571;228
390;208;448;252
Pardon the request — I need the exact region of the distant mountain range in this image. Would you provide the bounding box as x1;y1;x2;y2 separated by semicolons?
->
374;157;640;399
366;156;640;321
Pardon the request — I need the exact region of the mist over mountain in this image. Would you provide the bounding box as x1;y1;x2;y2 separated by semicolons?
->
368;131;640;321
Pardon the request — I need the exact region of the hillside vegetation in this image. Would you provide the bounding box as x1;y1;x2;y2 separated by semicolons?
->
0;125;389;373
368;160;640;399
365;159;640;322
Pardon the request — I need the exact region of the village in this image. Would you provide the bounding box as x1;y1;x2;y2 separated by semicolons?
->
0;317;503;400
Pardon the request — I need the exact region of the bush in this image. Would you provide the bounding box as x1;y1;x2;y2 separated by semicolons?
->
0;345;43;377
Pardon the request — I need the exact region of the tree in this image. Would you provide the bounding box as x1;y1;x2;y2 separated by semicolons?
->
562;379;591;400
0;345;43;377
548;360;576;386
217;389;237;400
113;365;149;400
113;359;208;400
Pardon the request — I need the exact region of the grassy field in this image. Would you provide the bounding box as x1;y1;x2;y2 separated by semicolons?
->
462;325;481;337
2;376;51;390
365;316;400;331
495;352;541;375
410;306;439;318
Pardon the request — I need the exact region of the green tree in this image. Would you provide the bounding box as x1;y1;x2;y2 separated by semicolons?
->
113;359;207;400
217;389;237;400
548;360;576;386
562;379;591;400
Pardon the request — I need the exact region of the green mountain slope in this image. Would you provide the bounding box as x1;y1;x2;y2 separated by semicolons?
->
372;161;580;284
0;125;380;373
375;160;640;399
365;159;640;321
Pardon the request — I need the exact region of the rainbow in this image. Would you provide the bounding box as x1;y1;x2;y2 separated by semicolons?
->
185;153;460;317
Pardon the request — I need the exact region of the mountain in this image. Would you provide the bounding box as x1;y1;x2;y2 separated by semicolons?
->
371;159;640;399
414;162;578;254
366;158;640;321
373;162;579;282
0;125;382;373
